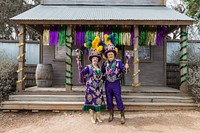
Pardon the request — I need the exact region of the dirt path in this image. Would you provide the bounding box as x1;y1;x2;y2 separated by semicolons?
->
0;110;200;133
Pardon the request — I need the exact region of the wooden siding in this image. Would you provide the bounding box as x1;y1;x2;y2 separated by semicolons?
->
42;0;166;6
43;46;65;85
125;46;164;86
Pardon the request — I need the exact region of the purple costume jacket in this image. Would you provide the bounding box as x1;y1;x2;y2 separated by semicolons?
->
101;59;125;110
81;64;106;112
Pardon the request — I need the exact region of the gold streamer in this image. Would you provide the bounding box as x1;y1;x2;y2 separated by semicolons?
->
133;46;140;54
43;26;50;46
17;52;26;60
132;83;141;87
18;32;23;36
18;43;24;47
17;67;25;73
148;31;156;46
132;69;140;78
16;76;26;84
133;58;140;64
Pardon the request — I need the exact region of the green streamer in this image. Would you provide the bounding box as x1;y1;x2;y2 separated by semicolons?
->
58;25;66;46
85;26;94;42
139;26;148;46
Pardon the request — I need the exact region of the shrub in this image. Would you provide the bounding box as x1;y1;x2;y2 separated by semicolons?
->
0;50;17;102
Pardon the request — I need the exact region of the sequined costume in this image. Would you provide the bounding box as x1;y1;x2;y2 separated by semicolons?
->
101;59;125;110
81;64;106;112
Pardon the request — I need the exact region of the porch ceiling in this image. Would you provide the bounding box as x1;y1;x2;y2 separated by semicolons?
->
11;5;193;25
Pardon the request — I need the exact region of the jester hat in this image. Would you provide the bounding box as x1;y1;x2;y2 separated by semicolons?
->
84;36;104;62
103;34;118;58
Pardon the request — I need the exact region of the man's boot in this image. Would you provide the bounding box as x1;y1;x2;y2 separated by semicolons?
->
96;112;103;123
108;110;114;122
89;109;96;124
120;110;125;124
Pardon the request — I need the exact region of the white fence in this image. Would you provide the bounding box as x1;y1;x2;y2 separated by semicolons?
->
0;40;39;64
0;40;200;64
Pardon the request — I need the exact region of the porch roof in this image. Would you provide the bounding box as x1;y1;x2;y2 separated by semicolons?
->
11;5;193;25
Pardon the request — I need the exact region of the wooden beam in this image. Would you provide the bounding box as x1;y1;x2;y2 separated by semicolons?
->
27;24;43;35
179;25;188;92
13;20;193;26
16;25;26;92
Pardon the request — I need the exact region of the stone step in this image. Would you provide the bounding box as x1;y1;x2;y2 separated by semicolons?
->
0;101;198;111
8;95;195;103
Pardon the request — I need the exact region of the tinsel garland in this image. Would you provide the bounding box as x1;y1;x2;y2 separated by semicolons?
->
58;25;66;46
76;25;85;46
49;25;59;46
43;25;50;46
104;25;112;35
85;26;94;42
112;25;121;46
179;31;189;86
156;26;167;46
130;26;135;46
139;26;148;46
148;31;156;46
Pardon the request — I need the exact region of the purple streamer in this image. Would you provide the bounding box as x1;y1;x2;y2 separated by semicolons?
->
49;25;59;46
104;25;112;35
131;26;135;46
156;26;167;46
76;26;85;46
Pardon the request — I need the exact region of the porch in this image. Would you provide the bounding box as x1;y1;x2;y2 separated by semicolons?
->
0;86;198;112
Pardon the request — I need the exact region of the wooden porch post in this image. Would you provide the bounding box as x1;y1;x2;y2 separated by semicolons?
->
39;35;43;64
132;25;140;92
65;25;72;91
16;25;26;92
180;25;188;92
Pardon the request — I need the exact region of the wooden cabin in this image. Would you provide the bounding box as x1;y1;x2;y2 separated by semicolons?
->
0;0;198;111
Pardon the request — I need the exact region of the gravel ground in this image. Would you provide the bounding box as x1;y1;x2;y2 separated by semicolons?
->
0;110;200;133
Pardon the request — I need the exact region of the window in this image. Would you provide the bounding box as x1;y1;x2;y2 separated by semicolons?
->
125;46;151;62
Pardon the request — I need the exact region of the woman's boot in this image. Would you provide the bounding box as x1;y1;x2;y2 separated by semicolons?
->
120;110;125;124
96;112;103;123
108;110;114;122
89;109;96;124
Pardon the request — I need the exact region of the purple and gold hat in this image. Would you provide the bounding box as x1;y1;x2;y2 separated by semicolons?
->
103;34;118;58
84;36;103;62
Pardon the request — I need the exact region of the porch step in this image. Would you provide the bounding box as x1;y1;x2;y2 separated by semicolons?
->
0;101;198;111
8;95;196;103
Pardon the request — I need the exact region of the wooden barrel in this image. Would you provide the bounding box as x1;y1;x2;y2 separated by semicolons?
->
36;64;53;87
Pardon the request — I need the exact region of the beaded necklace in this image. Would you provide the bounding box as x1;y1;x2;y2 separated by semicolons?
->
106;60;116;75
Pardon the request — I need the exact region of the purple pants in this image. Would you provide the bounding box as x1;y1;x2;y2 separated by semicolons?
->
105;80;125;110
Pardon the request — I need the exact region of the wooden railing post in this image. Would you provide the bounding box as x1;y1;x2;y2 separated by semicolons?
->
132;25;140;92
16;25;26;92
179;25;188;92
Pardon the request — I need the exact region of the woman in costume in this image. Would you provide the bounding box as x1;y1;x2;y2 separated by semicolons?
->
101;34;129;124
81;36;106;124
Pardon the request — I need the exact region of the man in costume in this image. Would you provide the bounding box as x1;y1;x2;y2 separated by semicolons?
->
81;36;106;124
101;34;129;124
